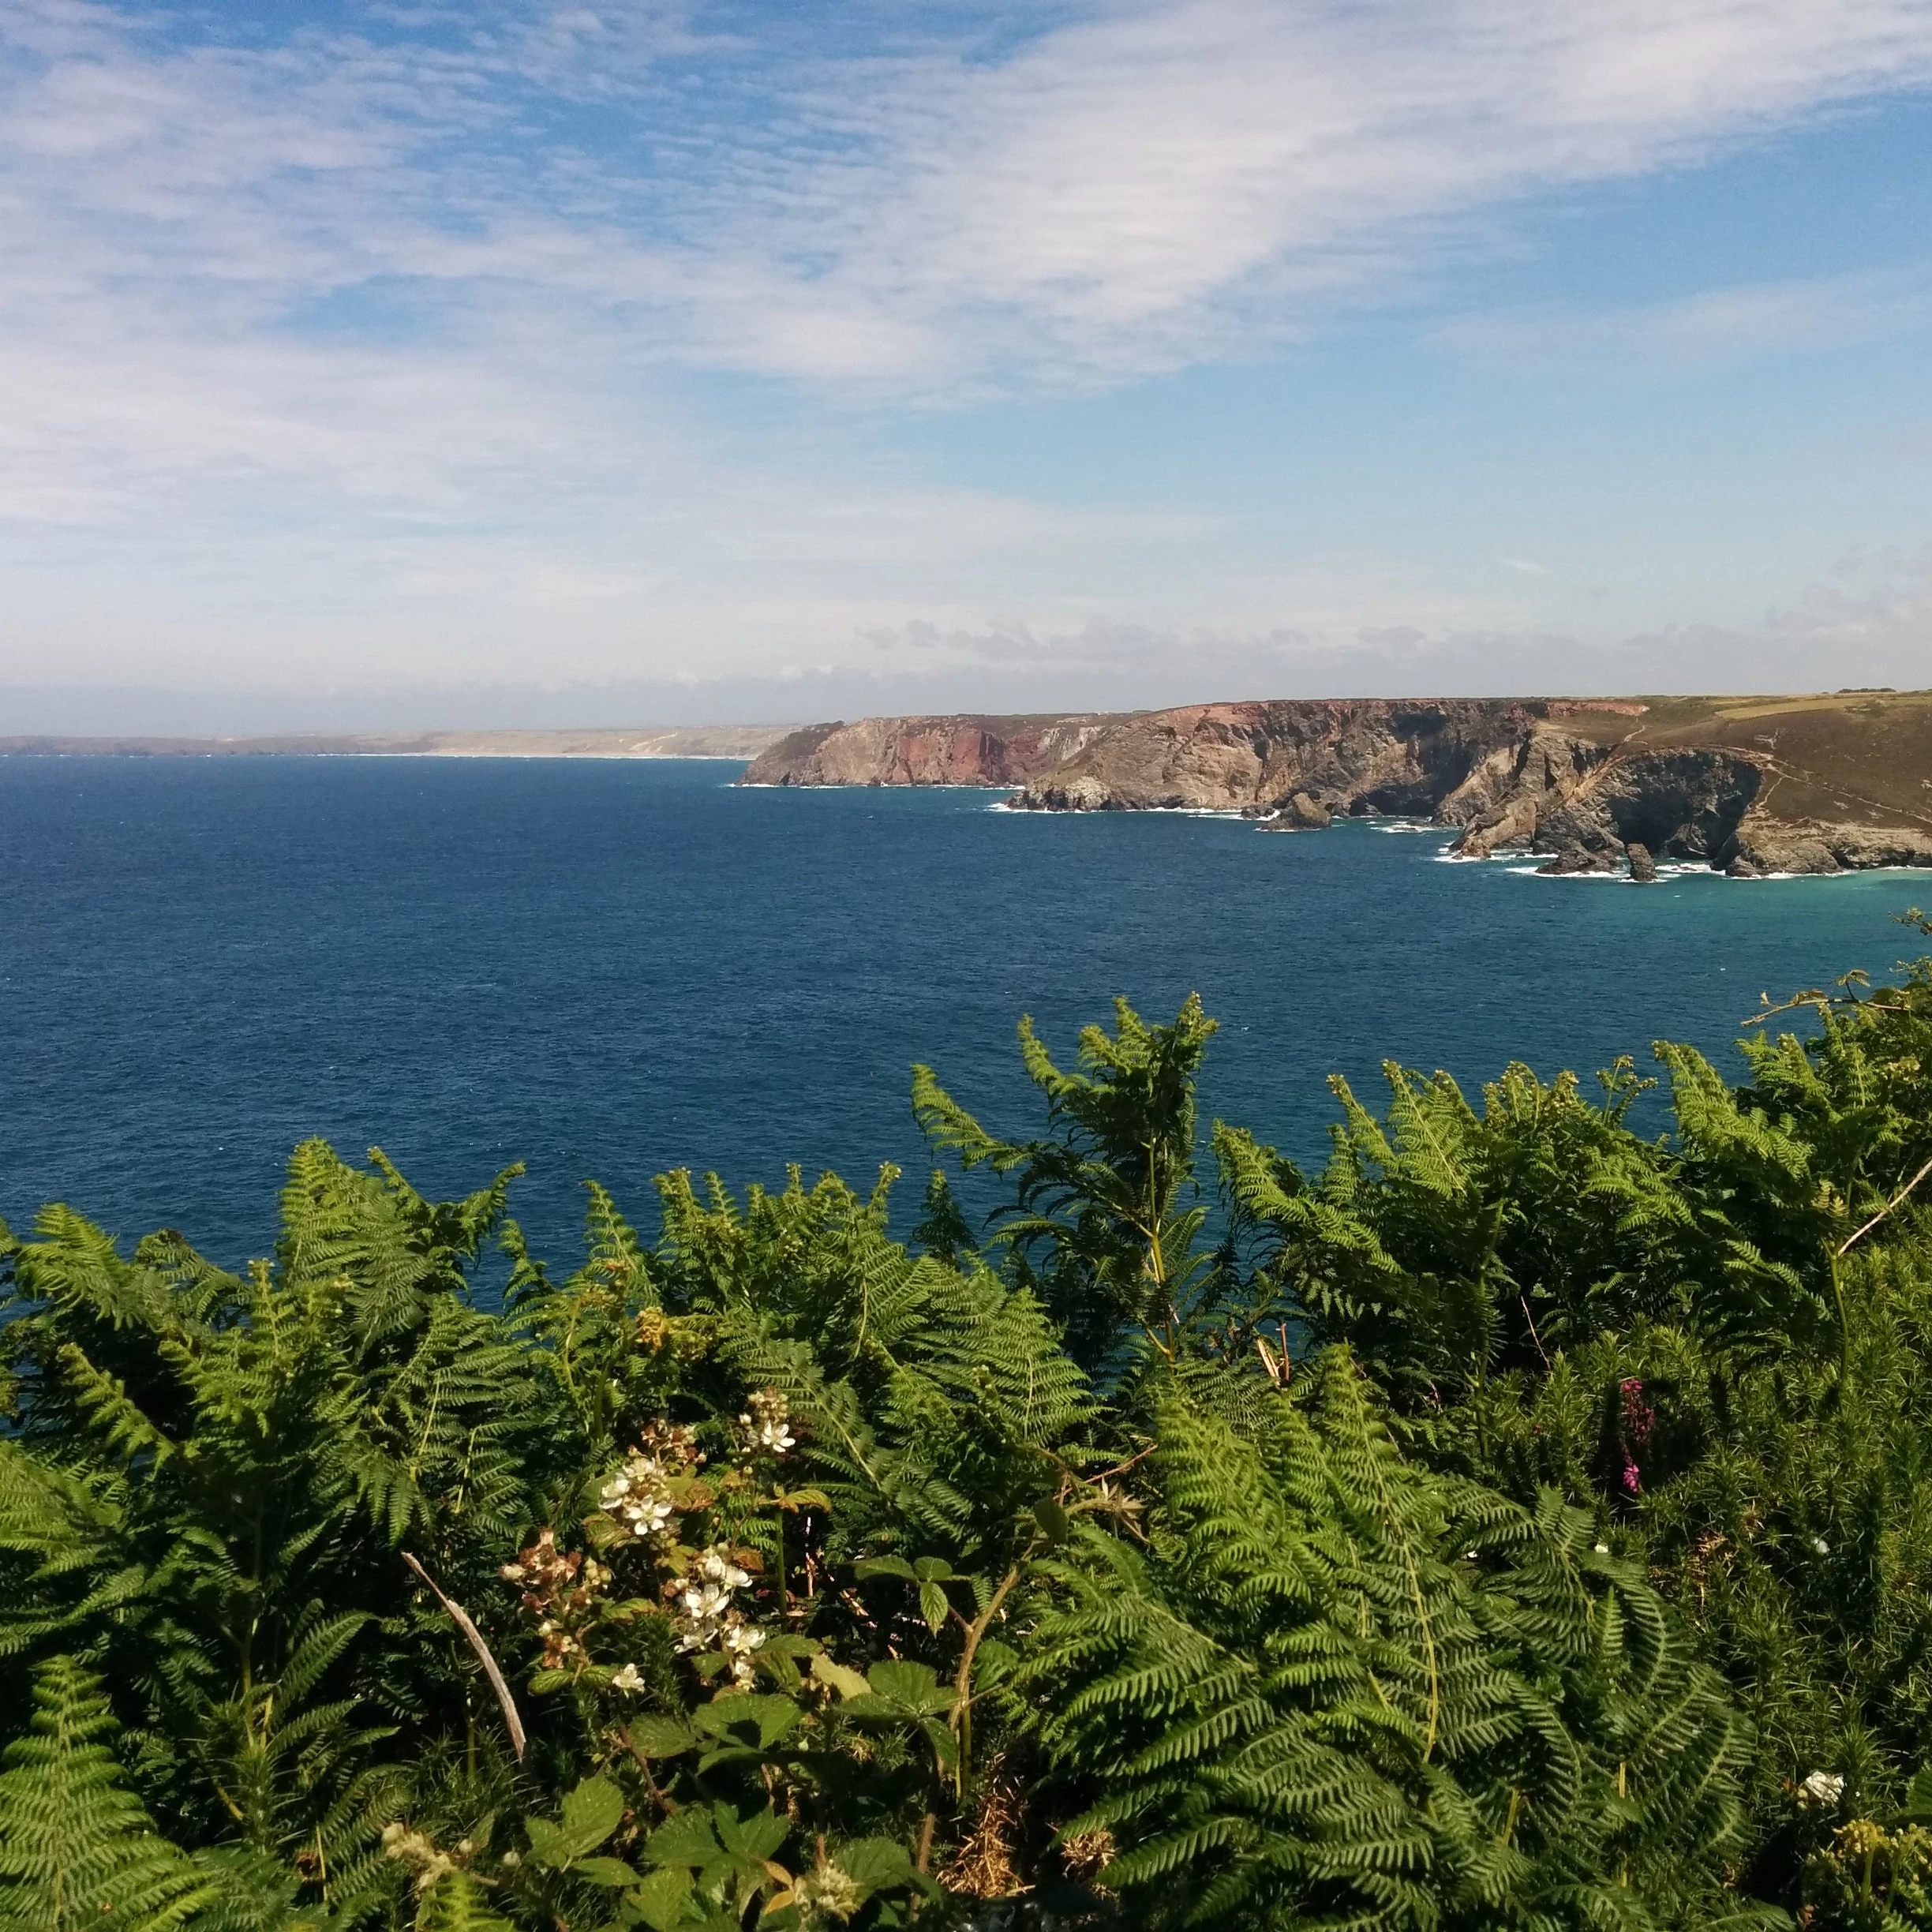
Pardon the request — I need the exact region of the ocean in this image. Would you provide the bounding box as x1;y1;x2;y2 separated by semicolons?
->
0;754;1915;1269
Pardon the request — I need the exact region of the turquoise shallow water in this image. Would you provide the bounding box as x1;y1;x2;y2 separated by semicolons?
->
0;754;1916;1264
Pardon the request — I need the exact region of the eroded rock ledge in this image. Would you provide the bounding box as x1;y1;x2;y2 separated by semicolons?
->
739;695;1932;878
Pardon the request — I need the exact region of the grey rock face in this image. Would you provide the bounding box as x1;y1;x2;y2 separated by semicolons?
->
1536;848;1619;876
1522;751;1763;874
1260;791;1334;830
1007;699;1541;815
1723;811;1932;876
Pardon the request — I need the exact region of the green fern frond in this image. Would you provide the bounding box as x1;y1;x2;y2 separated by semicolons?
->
0;1657;212;1932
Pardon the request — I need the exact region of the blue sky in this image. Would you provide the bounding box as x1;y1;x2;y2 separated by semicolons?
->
2;0;1930;729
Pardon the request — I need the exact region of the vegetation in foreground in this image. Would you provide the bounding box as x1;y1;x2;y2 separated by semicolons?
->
8;919;1932;1930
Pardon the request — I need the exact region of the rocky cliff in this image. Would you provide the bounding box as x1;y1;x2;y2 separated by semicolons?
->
739;713;1110;788
1011;698;1544;815
737;692;1932;878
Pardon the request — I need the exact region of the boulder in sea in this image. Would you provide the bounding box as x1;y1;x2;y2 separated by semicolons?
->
1261;790;1334;831
1626;842;1658;883
1537;849;1619;876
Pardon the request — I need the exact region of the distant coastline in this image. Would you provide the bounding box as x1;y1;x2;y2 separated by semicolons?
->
0;725;795;762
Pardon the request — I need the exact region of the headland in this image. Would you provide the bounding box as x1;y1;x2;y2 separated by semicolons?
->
740;691;1932;878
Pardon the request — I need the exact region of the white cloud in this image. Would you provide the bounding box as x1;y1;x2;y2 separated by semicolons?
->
3;0;1932;696
760;0;1932;384
1435;268;1932;367
1766;542;1932;644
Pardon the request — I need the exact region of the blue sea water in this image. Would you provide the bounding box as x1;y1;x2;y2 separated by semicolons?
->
0;754;1917;1270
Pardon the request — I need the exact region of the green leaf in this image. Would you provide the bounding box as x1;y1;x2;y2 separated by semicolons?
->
627;1867;695;1930
1032;1496;1073;1544
642;1812;722;1870
560;1777;625;1856
692;1694;800;1749
972;1637;1018;1688
757;1634;822;1660
1900;1765;1932;1823
417;1869;514;1932
854;1556;917;1582
626;1716;698;1758
713;1805;787;1863
840;1837;912;1896
864;1661;950;1713
574;1855;646;1888
918;1581;950;1634
0;1657;215;1932
523;1818;571;1869
912;1557;957;1582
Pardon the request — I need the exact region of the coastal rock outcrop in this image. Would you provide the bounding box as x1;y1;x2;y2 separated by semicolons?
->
1261;791;1333;830
735;691;1932;878
1494;749;1766;875
1724;811;1932;878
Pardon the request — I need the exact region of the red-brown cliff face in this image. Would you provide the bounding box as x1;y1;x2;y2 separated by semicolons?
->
739;713;1113;787
739;701;1539;799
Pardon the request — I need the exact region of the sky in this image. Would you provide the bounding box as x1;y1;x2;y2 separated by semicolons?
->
2;0;1931;732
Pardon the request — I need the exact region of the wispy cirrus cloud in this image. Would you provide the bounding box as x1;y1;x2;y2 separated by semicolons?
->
747;0;1932;386
5;0;1932;702
13;0;1932;401
1434;267;1932;368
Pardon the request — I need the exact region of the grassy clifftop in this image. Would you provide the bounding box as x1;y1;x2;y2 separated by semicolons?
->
1550;691;1932;830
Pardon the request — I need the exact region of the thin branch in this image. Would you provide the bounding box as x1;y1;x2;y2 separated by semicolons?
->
1518;1295;1552;1373
1837;1156;1932;1260
620;1726;683;1815
1742;990;1837;1028
402;1550;526;1764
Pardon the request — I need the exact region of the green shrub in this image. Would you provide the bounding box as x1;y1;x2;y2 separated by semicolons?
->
6;920;1932;1929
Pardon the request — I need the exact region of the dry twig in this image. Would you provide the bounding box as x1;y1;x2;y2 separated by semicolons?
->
402;1550;526;1764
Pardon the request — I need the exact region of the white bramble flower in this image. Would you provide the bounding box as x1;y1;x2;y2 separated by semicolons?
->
681;1582;733;1625
380;1825;455;1892
600;1449;681;1541
631;1496;674;1536
738;1387;796;1458
721;1619;766;1684
1593;1543;1611;1555
1811;1536;1831;1556
704;1548;751;1587
1799;1769;1846;1807
796;1860;862;1923
670;1544;760;1664
608;1663;646;1694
